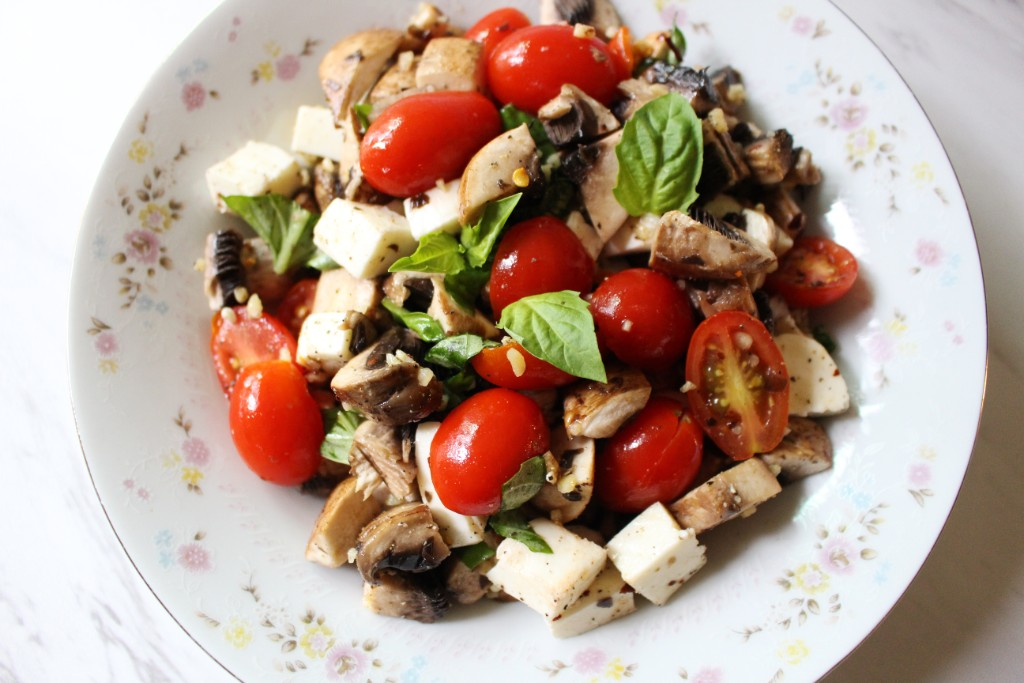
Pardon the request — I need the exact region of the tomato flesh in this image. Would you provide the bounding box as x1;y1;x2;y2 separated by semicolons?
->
766;236;858;308
464;7;531;62
211;307;297;395
429;388;550;516
685;311;789;460
595;396;704;514
274;278;318;338
228;359;323;486
471;340;576;390
360;91;502;197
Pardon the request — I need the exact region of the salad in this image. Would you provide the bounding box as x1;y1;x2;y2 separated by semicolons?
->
197;0;857;637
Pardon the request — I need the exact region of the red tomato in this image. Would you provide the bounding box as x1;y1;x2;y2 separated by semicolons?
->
590;268;695;371
429;388;550;515
471;340;575;390
274;278;318;338
211;307;298;395
228;360;324;486
464;7;531;62
487;24;622;114
360;92;502;197
685;311;789;460
766;236;858;308
608;26;635;81
489;215;595;318
595;396;704;514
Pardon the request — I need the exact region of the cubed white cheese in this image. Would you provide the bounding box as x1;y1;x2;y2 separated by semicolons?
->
486;519;607;620
547;564;636;638
295;312;357;376
414;422;486;548
205;141;303;213
775;332;851;416
601;212;658;258
313;199;418;279
403;180;462;240
605;503;707;606
290;105;348;162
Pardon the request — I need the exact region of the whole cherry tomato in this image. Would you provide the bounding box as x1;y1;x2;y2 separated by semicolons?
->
685;310;789;460
464;7;531;62
429;388;550;515
489;215;595;318
471;340;576;390
487;24;622;114
274;278;318;338
595;396;704;514
590;268;695;371
228;359;324;486
360;91;502;197
765;236;858;308
211;306;297;395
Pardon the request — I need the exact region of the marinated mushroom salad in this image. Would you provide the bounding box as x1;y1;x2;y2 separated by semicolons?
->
197;0;858;636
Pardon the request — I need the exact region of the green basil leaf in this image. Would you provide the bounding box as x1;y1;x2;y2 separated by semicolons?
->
499;456;547;511
389;231;467;275
460;193;522;268
613;93;703;217
457;542;497;570
425;334;499;370
222;194;320;274
352;102;372;133
501;105;557;160
320;407;363;464
381;299;445;343
442;370;477;410
444;266;490;312
306;248;339;272
488;510;553;554
812;325;838;354
667;23;688;65
497;291;606;383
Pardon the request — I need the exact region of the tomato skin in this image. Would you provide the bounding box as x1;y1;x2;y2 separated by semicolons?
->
211;307;298;395
360;92;502;197
429;388;550;516
765;236;858;308
487;24;622;114
228;360;324;486
608;26;635;81
489;216;595;318
595;396;704;514
471;340;576;390
685;310;789;460
274;278;318;338
590;268;695;371
464;7;531;62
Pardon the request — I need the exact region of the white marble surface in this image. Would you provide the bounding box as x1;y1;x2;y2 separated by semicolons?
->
2;0;1021;680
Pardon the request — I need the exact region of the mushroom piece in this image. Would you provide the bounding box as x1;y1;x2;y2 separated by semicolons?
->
760;417;833;484
744;129;795;186
319;29;405;126
538;84;620;146
368;52;421;114
384;273;499;339
698;118;751;198
710;65;746;116
648;209;777;280
306;477;385;568
669;457;782;534
330;328;444;426
202;229;246;309
563;365;651;439
444;556;491;605
539;0;622;37
355;502;451;583
415;37;485;92
458;124;541;225
686;278;758;319
532;427;596;524
363;570;450;623
350;420;418;501
759;186;806;237
614;78;669;121
784;147;822;188
562;129;629;243
642;63;722;117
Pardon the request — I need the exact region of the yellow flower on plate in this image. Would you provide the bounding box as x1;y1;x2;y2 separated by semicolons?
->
264;40;282;58
162;451;182;469
912;161;935;186
603;658;626;680
300;623;335;659
256;61;275;81
139;202;172;232
128;139;153;164
779;6;796;20
223;618;253;649
181;467;204;486
845;127;877;159
98;359;119;374
777;639;810;665
793;563;830;595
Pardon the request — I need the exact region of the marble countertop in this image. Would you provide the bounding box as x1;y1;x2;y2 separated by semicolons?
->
3;0;1022;680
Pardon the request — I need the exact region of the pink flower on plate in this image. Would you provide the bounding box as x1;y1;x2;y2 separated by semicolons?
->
183;437;210;466
830;98;869;131
324;644;367;680
693;668;724;683
178;542;211;571
659;4;686;27
909;462;932;487
182;81;206;111
819;536;856;575
916;239;944;267
866;330;895;363
95;331;118;357
573;647;608;674
276;54;301;81
124;229;161;263
792;16;814;35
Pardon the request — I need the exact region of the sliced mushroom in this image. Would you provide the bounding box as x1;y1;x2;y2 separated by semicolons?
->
368;52;420;113
313;159;345;213
759;185;806;237
384;273;499;339
202;229;246;309
406;2;452;41
538;84;620;146
698;118;750;198
760;417;833;484
305;477;385;568
686;278;758;319
362;570;449;623
355;502;451;583
319;29;405;125
562;128;628;243
533;427;596;524
784;147;822;188
350;420;418;501
642;63;721;117
563;365;651;439
648;209;777;280
444;556;491;605
539;0;622;37
710;65;746;116
415;37;484;92
459;124;541;225
744;129;795;186
614;78;670;121
669;457;782;534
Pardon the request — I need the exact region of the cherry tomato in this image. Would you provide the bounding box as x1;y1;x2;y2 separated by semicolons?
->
685;310;789;460
590;268;695;371
471;340;576;390
429;388;550;516
360;91;502;197
487;24;622;114
228;359;324;486
608;26;635;81
464;7;531;62
274;278;318;338
765;236;858;308
595;396;704;514
211;306;298;395
489;216;595;318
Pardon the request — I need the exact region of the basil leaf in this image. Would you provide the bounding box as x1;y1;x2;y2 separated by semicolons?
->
457;542;497;570
352;102;372;133
667;23;687;65
501;105;557;160
499;456;547;511
381;299;445;343
498;291;606;383
222;194;320;274
320;408;363;464
613;93;703;217
425;334;499;370
442;370;477;410
306;249;339;272
460;193;522;268
389;231;467;275
444;266;490;312
812;325;838;354
488;510;553;554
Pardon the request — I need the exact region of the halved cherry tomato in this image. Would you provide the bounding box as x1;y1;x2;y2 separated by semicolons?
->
595;396;704;514
274;278;318;338
464;7;531;62
487;24;622;114
489;215;595;318
429;388;550;516
228;359;324;486
471;340;575;390
590;268;695;371
211;306;298;395
608;26;635;81
360;91;502;197
765;236;858;308
685;310;789;460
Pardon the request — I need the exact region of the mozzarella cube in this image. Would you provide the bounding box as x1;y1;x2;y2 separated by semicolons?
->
601;212;658;258
414;422;486;548
606;503;706;606
486;519;607;620
290;105;348;162
205;141;303;213
313;199;418;279
775;332;851;417
295;312;358;376
547;564;636;638
403;179;462;240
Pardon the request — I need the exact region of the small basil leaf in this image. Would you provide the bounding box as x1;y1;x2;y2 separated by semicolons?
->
306;248;339;272
499;456;547;511
425;334;499;370
222;194;320;274
667;23;688;65
812;325;838;354
457;542;497;570
460;193;523;268
381;299;445;343
488;510;553;554
319;408;363;464
444;266;490;312
389;231;467;274
442;370;477;410
352;102;372;133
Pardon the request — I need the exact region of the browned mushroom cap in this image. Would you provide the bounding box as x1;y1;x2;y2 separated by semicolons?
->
318;29;405;125
356;502;451;584
642;63;722;117
443;556;491;606
698;118;751;198
686;278;758;319
744;129;795;186
649;209;777;280
350;421;418;501
362;570;449;623
539;0;623;37
458;124;541;225
562;366;651;440
759;417;833;484
562;129;628;243
538;84;620;146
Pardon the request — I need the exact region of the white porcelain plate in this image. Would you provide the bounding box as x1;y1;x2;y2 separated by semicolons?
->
69;0;987;680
